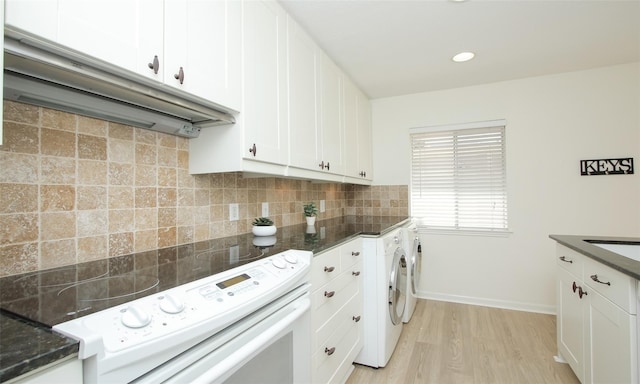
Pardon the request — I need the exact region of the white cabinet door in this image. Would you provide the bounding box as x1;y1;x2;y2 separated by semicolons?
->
317;51;343;175
344;78;372;182
164;0;241;110
356;91;373;180
58;0;163;80
585;289;637;384
242;0;288;165
287;17;320;171
5;0;58;41
557;267;585;382
343;78;359;178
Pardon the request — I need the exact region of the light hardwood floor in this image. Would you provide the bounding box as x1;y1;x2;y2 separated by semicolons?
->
346;299;580;384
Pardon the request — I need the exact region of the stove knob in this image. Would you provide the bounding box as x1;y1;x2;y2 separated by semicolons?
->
271;257;287;269
121;305;152;328
160;293;185;314
284;253;298;264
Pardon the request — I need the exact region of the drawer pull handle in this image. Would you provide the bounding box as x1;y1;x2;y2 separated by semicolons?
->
325;347;335;356
590;274;611;286
352;251;360;256
324;291;335;298
352;271;361;276
578;286;588;299
559;256;573;264
352;315;361;322
324;266;335;273
572;281;578;293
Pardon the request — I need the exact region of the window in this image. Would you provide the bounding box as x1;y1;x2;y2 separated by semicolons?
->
410;120;508;233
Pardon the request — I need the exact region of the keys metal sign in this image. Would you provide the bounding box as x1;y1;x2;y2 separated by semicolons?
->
580;158;634;176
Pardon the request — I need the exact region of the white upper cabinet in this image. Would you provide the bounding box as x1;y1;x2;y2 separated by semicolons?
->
287;19;346;182
57;0;163;82
343;77;372;183
317;51;344;176
287;16;320;173
189;0;288;175
163;0;241;111
5;0;241;111
242;0;288;165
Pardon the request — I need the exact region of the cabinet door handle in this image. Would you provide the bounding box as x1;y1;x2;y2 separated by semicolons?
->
324;291;335;298
325;162;330;170
578;286;588;299
352;251;360;256
324;347;335;356
324;266;335;272
352;315;361;322
319;161;325;170
148;55;159;74
590;274;611;286
572;281;578;293
559;256;573;264
352;271;360;276
249;143;257;156
174;67;185;84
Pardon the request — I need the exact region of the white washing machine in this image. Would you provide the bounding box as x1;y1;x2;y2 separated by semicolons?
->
355;228;407;368
402;222;422;323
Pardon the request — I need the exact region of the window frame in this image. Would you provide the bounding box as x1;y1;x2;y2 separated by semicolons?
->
409;119;509;236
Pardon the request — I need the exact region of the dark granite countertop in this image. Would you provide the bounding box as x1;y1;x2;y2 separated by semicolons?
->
549;234;640;280
0;215;408;382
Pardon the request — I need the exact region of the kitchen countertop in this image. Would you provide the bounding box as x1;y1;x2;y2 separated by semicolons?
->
0;215;408;382
549;234;640;280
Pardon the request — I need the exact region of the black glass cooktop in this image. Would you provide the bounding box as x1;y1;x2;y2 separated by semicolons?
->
0;216;408;327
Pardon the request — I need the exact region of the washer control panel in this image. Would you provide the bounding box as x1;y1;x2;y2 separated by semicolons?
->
54;250;311;354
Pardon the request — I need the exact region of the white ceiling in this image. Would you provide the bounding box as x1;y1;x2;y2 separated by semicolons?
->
279;0;640;99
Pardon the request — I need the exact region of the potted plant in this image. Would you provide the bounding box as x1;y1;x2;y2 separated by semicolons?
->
252;217;276;236
303;202;318;225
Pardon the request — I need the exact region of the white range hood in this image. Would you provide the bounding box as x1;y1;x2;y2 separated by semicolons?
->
3;29;236;138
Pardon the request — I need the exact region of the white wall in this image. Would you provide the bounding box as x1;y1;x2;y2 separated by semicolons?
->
372;63;640;313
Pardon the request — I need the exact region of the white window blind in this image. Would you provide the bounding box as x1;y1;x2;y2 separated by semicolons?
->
410;122;508;232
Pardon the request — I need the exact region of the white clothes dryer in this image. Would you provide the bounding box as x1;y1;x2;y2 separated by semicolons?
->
402;222;422;323
355;228;407;368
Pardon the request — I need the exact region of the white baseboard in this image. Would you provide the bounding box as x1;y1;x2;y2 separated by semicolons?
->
417;290;556;315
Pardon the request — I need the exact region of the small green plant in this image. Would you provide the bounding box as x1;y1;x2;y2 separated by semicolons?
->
252;217;274;226
303;202;318;217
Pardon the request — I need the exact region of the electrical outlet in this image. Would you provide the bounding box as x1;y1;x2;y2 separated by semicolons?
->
320;200;325;213
229;245;239;264
262;202;269;217
229;203;239;221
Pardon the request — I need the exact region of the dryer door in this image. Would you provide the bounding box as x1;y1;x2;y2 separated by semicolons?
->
388;247;407;325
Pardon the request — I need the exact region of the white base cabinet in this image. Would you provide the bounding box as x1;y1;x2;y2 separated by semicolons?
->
555;244;638;384
311;238;364;384
6;357;81;384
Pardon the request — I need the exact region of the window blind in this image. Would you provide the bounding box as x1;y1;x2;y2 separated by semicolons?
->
410;124;508;231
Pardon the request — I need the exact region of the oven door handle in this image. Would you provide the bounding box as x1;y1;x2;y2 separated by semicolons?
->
189;297;310;384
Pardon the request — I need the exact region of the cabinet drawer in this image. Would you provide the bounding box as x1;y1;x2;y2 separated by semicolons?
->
312;306;361;384
312;271;359;329
340;238;363;269
556;244;584;276
313;293;362;351
583;256;637;314
312;248;342;287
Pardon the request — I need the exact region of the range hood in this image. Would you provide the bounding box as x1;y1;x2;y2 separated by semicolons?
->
3;30;236;138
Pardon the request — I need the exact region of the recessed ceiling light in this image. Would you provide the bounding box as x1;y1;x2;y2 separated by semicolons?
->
452;52;475;62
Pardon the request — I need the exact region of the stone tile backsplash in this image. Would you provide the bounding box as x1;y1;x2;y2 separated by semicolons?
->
0;101;408;276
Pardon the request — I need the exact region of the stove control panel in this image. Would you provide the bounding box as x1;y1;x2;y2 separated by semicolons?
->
54;250;311;355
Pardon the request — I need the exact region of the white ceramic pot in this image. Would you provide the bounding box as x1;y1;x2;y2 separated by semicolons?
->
252;225;277;236
305;216;316;226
